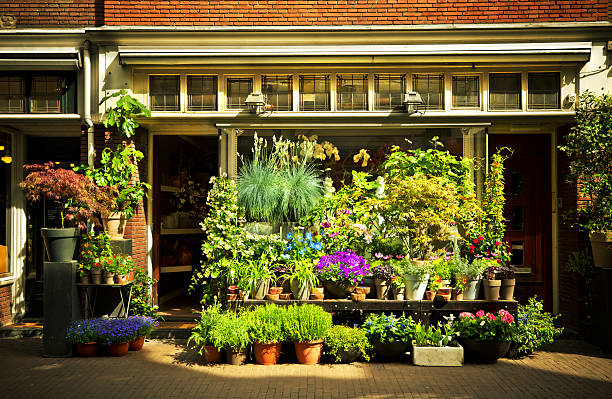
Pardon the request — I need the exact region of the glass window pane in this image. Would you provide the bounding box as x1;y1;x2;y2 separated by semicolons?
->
489;73;521;110
300;75;330;111
413;74;444;110
374;74;405;110
187;76;217;111
0;76;25;113
150;76;180;112
452;76;480;108
227;77;253;109
262;75;292;111
31;76;62;113
528;72;560;109
337;74;368;111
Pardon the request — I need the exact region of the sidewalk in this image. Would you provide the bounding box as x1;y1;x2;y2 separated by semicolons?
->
0;338;610;399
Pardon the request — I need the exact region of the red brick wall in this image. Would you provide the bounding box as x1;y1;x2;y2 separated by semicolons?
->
1;0;608;28
0;284;12;327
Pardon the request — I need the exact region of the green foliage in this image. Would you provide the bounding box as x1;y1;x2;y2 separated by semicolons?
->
284;304;332;342
78;231;112;275
281;258;319;291
238;161;284;223
209;311;252;350
454;309;517;342
325;325;371;362
397;259;431;277
413;322;455;347
187;303;222;354
129;268;160;318
564;248;595;278
512;297;563;356
430;256;453;280
362;313;416;343
279;165;323;222
559;92;612;232
75;145;150;220
247;304;288;344
100;89;151;138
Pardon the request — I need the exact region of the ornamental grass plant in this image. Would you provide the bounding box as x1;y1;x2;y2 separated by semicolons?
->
284;304;332;342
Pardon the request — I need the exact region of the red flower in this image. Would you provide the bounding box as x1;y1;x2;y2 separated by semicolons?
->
113;255;117;259
478;236;484;241
495;241;501;246
473;238;479;244
469;244;475;250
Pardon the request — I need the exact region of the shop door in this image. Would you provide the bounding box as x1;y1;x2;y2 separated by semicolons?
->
489;134;552;309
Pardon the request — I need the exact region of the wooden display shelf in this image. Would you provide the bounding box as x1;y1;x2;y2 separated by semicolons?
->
160;228;202;235
160;185;180;193
160;265;193;274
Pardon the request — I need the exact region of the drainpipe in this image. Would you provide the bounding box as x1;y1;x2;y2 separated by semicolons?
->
83;40;94;168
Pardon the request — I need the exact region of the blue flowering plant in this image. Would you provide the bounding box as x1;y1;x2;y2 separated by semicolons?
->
361;313;416;343
283;231;323;262
65;319;100;344
315;251;370;285
94;317;158;345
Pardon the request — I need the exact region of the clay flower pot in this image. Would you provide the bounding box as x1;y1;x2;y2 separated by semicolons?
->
269;287;283;295
129;336;145;351
115;274;128;285
310;293;324;300
425;290;436;300
227;285;239;294
227;293;238;301
355;286;371;295
351;292;366;301
311;287;324;295
451;289;464;301
253;342;282;365
107;342;130;357
266;293;280;300
294;340;323;364
204;346;223;363
76;342;98;357
279;293;292;300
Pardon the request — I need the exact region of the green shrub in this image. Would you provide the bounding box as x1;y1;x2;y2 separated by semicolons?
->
512;296;564;356
412;322;455;347
325;325;371;363
362;313;416;343
247;304;287;344
187;303;222;355
284;304;332;342
209;311;252;350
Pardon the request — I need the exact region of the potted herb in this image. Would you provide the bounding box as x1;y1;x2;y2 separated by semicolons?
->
210;311;252;365
187;303;224;363
449;254;484;300
370;256;394;300
282;259;318;301
284;304;332;364
477;259;502;300
315;251;370;299
325;325;371;363
247;304;287;365
362;313;415;362
559;92;612;267
397;258;430;300
411;321;463;367
453;309;517;363
65;319;100;357
19;163;112;262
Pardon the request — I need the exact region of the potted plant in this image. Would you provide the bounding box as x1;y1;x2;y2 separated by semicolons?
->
209;311;252;365
65;319;100;357
128;316;158;351
19;163;112;262
478;259;502;300
450;254;485;300
499;265;516;300
391;276;405;300
99;255;117;284
397;258;430;300
247;304;287;365
284;304;332;364
114;254;136;285
371;258;394;300
453;309;517;363
426;274;443;300
187;303;224;363
239;257;274;300
411;321;463;367
79;231;112;285
315;250;370;299
325;325;371;363
362;313;415;362
559;92;612;267
96;318;138;357
282;259;318;301
509;296;563;358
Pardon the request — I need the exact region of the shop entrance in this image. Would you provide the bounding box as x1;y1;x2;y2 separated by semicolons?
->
153;135;218;317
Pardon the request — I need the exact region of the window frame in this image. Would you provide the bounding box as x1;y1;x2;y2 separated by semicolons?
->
0;73;76;114
451;74;481;109
488;72;522;111
527;72;561;110
186;75;218;112
226;76;254;110
299;75;331;112
412;73;445;111
261;75;293;112
336;74;368;111
149;74;181;112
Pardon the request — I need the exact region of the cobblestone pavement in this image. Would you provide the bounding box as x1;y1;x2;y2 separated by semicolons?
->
0;338;610;399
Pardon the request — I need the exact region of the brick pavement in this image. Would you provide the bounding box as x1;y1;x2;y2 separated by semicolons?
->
0;338;610;399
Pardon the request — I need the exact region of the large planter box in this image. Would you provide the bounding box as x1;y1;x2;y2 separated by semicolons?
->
411;342;463;367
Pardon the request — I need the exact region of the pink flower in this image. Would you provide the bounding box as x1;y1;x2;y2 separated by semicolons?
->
329;232;339;237
475;310;485;318
321;222;331;229
459;312;474;319
486;313;496;321
499;309;515;324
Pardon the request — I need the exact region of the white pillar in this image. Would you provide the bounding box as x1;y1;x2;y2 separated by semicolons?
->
10;133;26;322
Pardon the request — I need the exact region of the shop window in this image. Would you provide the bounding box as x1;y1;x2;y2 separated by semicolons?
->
452;75;480;108
31;76;63;113
0;76;25;113
374;74;404;111
226;77;253;110
299;75;330;111
528;72;560;110
489;73;521;110
337;74;368;111
187;76;217;111
262;75;292;111
150;75;180;112
413;74;444;110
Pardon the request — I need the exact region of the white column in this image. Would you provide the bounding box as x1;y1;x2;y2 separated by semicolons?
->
10;133;26;321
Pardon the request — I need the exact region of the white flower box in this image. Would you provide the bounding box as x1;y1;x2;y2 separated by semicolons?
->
411;341;464;367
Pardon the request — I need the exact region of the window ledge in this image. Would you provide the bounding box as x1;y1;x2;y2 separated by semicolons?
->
0;114;80;119
0;276;14;287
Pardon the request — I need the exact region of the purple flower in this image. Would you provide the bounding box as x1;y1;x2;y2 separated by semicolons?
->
321;222;331;229
316;251;370;284
343;209;352;215
329;232;339;237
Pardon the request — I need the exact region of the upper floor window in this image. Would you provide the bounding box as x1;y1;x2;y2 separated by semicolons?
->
452;75;480;108
187;75;217;111
150;75;180;112
227;77;253;110
337;74;368;111
528;72;560;110
299;75;330;111
489;73;521;110
262;75;292;111
0;74;75;114
413;74;444;110
374;74;404;111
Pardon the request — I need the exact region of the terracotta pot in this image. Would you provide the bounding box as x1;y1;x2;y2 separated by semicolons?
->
115;274;128;285
483;279;501;300
228;285;239;294
279;293;292;300
253;341;282;365
425;290;436;300
590;231;612;268
107;342;129;357
76;342;98;357
500;279;516;300
437;287;452;295
104;212;126;240
310;293;324;300
374;278;391;300
451;289;464;301
266;294;280;300
355;286;370;295
227;293;238;301
294;340;323;364
127;271;135;282
435;292;451;301
129;336;145;351
204;345;222;363
311;287;324;295
104;272;115;285
90;269;102;285
351;292;366;301
269;287;283;295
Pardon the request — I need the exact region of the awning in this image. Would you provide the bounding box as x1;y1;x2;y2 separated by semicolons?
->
0;47;81;70
119;42;591;65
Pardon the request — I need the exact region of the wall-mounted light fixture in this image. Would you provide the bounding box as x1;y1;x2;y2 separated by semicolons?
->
0;145;10;164
244;92;266;114
403;91;423;114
